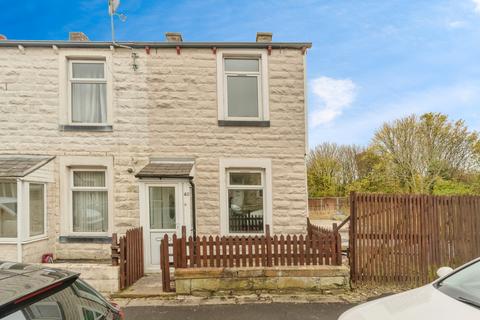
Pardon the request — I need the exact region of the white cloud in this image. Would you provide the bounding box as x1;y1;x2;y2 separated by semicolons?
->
309;76;357;127
447;20;467;29
473;0;480;14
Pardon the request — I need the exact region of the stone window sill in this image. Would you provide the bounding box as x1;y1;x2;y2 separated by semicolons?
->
59;125;113;132
59;236;112;244
218;120;270;127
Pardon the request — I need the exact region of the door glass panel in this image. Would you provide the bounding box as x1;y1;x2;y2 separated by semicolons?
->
149;187;176;229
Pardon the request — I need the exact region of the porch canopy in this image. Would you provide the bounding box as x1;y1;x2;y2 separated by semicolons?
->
0;155;54;178
135;160;194;179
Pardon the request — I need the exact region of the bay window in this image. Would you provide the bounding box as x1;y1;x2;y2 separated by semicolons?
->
0;181;47;240
29;183;45;237
0;181;17;238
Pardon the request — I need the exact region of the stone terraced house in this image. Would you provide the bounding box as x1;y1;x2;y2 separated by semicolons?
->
0;32;311;272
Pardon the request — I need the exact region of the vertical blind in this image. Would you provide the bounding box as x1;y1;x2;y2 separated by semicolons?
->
72;171;108;233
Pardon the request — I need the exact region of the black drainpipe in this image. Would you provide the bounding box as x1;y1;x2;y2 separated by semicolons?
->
189;178;196;238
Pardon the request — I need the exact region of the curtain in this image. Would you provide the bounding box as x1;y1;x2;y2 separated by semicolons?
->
71;63;106;123
0;182;17;238
72;171;107;233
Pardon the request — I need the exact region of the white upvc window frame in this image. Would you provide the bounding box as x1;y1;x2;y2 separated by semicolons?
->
69;168;109;236
0;179;19;243
26;182;47;240
216;49;269;121
226;170;266;234
0;180;48;244
58;50;113;127
219;158;273;236
68;59;108;126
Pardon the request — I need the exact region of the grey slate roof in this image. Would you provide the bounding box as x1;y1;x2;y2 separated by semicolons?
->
135;162;194;179
0;155;55;178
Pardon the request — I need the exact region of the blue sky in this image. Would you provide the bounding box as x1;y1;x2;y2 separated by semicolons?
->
2;0;480;148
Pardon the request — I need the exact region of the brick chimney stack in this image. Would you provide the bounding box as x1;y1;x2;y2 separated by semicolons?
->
69;32;89;41
165;32;183;42
256;32;272;42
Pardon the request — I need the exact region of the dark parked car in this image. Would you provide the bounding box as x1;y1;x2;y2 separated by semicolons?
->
0;261;123;320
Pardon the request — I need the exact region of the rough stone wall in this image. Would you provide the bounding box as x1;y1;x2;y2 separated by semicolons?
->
175;265;350;295
0;45;307;260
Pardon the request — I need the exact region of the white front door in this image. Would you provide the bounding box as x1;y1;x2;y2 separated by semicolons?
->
140;180;192;272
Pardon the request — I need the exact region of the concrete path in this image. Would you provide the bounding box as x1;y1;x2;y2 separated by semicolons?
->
125;302;355;320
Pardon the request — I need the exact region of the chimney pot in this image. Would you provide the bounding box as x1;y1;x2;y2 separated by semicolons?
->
69;32;89;42
0;34;7;41
165;32;183;42
256;32;272;42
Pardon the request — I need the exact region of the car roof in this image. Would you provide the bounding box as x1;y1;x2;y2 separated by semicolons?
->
0;261;79;307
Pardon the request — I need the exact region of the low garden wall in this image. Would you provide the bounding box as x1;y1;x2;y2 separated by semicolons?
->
175;265;350;296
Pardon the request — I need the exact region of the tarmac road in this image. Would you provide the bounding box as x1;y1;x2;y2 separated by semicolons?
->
125;302;356;320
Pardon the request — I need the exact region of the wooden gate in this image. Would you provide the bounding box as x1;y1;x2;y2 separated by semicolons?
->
349;193;480;286
111;227;144;290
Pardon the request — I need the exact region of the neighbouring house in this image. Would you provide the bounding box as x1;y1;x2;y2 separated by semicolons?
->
0;32;311;272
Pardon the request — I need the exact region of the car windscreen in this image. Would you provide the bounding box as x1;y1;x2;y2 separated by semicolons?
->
436;260;480;309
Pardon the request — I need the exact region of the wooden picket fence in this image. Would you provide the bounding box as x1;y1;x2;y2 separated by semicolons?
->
160;224;342;292
349;193;480;286
111;227;144;290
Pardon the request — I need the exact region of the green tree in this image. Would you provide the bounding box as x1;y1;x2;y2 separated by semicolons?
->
307;143;362;197
372;113;480;194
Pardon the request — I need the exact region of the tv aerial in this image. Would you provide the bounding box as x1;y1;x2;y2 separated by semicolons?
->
108;0;138;70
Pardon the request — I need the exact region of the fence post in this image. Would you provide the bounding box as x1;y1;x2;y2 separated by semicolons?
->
111;233;119;266
307;218;312;238
181;226;187;268
119;236;126;290
349;191;357;284
333;223;342;265
160;234;171;292
265;225;272;267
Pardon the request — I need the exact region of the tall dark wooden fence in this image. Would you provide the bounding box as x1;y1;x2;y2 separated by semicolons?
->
161;224;342;292
111;227;144;290
349;193;480;286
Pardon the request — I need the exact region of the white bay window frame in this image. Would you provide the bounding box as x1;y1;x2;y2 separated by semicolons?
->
216;49;269;122
26;182;47;240
0;180;48;243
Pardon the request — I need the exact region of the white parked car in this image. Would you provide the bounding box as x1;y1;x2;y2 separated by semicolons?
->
339;257;480;320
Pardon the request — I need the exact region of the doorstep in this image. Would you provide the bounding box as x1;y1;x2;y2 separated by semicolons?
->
111;274;176;299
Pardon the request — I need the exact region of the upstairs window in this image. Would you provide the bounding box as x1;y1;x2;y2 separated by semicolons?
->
217;50;269;123
69;61;107;124
224;58;261;119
